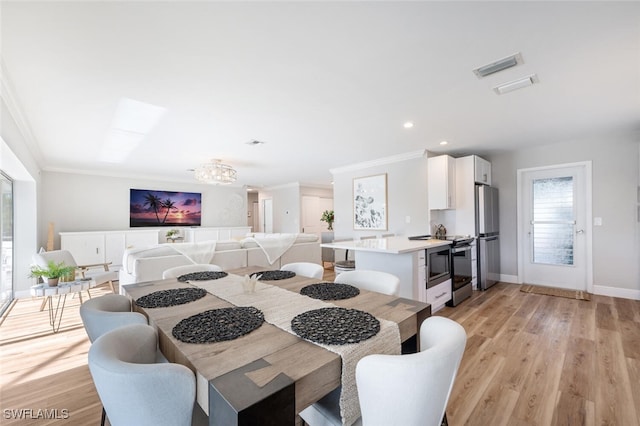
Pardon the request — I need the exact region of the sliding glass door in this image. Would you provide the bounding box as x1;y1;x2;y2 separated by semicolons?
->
0;172;13;315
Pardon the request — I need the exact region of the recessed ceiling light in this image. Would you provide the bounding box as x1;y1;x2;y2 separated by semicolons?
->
440;141;448;146
403;122;414;129
473;52;523;78
493;74;538;95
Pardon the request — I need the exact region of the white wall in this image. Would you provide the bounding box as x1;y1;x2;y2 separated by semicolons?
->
40;171;248;250
257;184;333;234
258;183;301;234
331;151;430;240
1;96;40;295
489;135;640;294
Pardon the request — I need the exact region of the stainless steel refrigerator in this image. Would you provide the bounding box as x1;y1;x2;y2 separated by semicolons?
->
475;185;500;290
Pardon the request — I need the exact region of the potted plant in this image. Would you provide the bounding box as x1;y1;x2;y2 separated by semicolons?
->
166;229;180;242
29;260;75;287
320;210;335;231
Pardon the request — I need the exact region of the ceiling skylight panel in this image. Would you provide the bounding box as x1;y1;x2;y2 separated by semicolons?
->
99;98;166;163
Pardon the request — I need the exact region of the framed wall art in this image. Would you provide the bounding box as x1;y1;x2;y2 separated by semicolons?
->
130;189;202;227
353;173;387;230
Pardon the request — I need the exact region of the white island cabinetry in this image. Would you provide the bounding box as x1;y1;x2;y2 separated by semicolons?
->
321;237;452;310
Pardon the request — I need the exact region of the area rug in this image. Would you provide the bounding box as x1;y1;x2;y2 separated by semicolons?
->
520;284;591;301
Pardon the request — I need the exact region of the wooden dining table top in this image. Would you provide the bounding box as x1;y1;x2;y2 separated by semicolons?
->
122;266;431;425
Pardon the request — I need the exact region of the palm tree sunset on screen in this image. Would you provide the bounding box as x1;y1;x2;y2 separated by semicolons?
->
130;189;202;227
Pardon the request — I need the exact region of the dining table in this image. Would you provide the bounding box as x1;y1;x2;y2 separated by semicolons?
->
121;266;431;426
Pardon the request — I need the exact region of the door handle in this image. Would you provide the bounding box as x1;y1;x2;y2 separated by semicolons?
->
576;229;584;234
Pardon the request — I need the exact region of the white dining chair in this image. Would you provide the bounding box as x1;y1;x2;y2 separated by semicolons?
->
334;270;400;296
162;264;223;279
79;294;147;343
80;294;167;426
281;262;324;279
88;324;196;426
299;316;467;426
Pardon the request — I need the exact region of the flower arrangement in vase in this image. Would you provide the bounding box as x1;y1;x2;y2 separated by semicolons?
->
320;210;335;231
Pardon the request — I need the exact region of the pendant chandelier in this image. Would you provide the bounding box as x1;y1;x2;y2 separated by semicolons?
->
194;159;237;184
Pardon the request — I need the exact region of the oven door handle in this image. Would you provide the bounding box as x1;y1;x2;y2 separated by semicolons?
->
451;246;472;254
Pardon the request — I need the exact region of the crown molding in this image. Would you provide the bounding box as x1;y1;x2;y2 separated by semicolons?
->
329;149;426;175
0;58;44;167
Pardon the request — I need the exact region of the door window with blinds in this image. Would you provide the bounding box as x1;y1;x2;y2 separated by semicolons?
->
531;176;575;266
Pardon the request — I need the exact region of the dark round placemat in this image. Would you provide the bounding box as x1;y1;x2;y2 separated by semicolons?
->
172;307;265;344
135;287;207;308
291;307;380;345
250;270;296;281
300;283;360;300
177;271;228;282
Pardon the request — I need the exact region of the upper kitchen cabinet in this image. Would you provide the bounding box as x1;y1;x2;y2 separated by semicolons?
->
428;155;456;210
474;155;492;185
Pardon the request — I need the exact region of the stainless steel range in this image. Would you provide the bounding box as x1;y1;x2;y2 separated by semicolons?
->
444;235;474;307
408;234;473;306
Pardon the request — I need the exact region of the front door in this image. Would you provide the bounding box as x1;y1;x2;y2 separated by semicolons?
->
519;162;591;291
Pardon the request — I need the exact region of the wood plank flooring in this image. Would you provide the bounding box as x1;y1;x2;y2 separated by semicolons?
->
437;282;640;426
1;278;639;425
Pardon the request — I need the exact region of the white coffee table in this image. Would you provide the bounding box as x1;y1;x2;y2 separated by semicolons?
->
30;279;96;333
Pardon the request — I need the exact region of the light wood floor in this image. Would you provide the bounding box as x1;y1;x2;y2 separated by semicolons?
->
437;282;640;426
1;278;639;425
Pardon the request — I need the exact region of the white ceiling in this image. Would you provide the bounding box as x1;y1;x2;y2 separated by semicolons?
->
2;1;639;188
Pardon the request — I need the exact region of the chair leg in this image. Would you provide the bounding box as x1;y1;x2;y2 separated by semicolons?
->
101;407;106;426
108;280;115;293
441;412;448;426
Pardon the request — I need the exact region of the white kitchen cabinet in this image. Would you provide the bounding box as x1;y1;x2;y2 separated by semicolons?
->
61;230;159;269
426;279;452;312
474;155;492;185
428;155;456;210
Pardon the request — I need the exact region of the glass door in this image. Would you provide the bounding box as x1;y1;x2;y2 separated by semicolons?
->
520;164;588;290
0;172;13;315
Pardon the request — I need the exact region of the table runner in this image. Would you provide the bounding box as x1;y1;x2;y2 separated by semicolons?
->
195;274;400;426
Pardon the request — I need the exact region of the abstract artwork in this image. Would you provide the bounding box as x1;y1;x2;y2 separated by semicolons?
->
353;174;387;230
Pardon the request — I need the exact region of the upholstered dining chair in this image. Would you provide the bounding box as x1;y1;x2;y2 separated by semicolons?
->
88;324;196;426
79;294;147;342
334;270;400;296
32;249;117;293
162;263;223;279
80;294;167;426
281;262;324;279
299;316;467;426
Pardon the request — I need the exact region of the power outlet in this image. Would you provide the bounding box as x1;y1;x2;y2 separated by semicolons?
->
594;217;602;226
405;216;411;224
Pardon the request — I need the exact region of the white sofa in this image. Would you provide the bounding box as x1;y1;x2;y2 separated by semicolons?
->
118;233;321;285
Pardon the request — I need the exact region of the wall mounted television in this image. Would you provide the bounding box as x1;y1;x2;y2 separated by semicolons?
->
130;189;202;227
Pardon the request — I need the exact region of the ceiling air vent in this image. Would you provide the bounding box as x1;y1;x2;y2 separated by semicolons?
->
473;52;523;78
493;74;539;95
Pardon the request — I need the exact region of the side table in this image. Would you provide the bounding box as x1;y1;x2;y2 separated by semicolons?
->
30;279;97;333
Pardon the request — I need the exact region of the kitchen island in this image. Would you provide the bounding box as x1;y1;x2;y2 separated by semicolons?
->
321;237;452;310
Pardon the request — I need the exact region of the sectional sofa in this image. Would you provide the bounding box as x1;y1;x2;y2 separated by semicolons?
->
118;233;321;285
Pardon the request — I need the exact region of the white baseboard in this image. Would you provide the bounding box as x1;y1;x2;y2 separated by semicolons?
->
14;289;34;299
592;285;640;301
499;274;519;284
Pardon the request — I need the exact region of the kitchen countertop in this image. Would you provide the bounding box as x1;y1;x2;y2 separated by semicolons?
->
320;236;451;254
